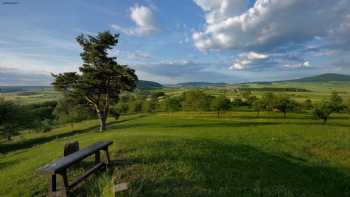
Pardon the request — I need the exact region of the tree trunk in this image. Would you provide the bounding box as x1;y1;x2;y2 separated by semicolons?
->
99;114;107;132
96;109;107;132
7;134;11;141
323;117;328;124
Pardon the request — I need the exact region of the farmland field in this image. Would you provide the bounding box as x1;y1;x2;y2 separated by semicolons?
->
2;82;350;105
1;111;350;196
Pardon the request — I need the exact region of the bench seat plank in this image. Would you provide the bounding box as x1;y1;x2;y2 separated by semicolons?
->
39;140;112;174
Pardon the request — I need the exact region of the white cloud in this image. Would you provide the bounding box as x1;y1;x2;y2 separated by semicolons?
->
284;61;311;69
0;50;80;74
111;5;157;36
230;51;268;70
193;0;350;51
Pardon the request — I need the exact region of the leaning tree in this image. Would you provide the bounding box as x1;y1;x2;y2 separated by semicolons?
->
53;31;138;131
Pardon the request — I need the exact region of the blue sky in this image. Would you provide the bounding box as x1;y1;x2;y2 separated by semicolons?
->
0;0;350;84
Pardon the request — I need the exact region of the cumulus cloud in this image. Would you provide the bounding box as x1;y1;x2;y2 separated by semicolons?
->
284;61;311;69
112;5;157;36
131;59;240;83
193;0;350;51
230;51;268;70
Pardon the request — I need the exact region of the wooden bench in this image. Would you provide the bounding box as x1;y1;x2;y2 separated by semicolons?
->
38;141;113;196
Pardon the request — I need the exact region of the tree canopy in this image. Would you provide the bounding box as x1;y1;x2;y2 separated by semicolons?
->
52;31;138;131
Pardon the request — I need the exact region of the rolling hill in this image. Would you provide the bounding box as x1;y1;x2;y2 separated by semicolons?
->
136;80;163;89
171;82;227;88
287;73;350;82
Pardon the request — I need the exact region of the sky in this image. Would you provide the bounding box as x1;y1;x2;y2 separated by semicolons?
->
0;0;350;85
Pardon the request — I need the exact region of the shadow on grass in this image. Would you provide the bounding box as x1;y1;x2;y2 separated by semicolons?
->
112;139;350;197
109;119;350;131
0;115;148;154
0;125;99;154
0;160;18;170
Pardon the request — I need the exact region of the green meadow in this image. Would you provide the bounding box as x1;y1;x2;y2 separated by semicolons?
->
1;112;350;196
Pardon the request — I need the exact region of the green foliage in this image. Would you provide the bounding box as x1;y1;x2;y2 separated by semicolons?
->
164;97;182;112
128;100;143;113
253;99;264;117
274;95;299;118
151;92;165;99
0;98;32;140
313;101;334;124
53;97;95;126
52;31;138;131
210;95;230;118
303;99;313;110
34;119;53;133
260;93;277;111
313;92;346;124
329;91;346;112
231;97;244;106
142;98;158;113
182;90;213;111
114;102;129;114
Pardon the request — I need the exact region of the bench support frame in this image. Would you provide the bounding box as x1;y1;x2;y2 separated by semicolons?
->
40;142;112;197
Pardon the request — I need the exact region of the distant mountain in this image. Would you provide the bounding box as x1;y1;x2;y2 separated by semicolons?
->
136;80;163;89
0;70;52;86
287;73;350;82
0;86;51;93
172;82;227;88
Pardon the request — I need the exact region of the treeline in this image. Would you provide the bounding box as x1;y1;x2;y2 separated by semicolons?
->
0;98;96;141
1;90;349;141
113;90;349;122
236;87;311;92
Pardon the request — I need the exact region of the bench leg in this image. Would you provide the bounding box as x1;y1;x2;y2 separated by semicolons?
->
104;147;111;166
61;171;69;196
61;171;69;193
49;174;57;195
95;151;101;164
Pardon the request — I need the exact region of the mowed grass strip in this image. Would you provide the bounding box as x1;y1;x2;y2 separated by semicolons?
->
1;112;350;196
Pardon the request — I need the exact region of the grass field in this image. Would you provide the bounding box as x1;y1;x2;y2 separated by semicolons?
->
1;112;350;196
157;82;350;103
2;81;350;105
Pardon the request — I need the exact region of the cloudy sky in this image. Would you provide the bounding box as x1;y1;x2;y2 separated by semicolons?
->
1;0;350;85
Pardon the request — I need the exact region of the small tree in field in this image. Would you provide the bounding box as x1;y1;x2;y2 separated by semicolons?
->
0;99;29;140
313;92;346;124
182;90;212;111
275;96;298;119
210;96;231;118
260;93;277;111
52;32;138;131
165;97;182;112
253;99;264;117
303;99;313;110
313;101;334;124
329;91;346;112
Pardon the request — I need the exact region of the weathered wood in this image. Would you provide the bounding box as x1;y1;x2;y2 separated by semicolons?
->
38;141;113;196
68;162;105;190
113;182;129;197
39;141;113;174
104;147;111;165
49;174;57;192
95;151;101;164
64;141;79;156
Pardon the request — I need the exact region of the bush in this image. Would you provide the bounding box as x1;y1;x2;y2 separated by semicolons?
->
164;97;182;112
303;99;313;110
182;90;213;111
313;102;334;124
210;96;231;118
